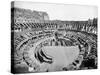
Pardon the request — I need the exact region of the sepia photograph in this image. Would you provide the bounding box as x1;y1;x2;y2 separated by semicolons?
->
11;1;98;74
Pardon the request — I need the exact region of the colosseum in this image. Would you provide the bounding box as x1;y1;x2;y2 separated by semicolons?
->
11;7;97;73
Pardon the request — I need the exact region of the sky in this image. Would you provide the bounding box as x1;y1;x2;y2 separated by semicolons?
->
14;1;98;21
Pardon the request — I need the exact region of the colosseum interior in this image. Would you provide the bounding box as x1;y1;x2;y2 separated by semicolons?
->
11;7;97;73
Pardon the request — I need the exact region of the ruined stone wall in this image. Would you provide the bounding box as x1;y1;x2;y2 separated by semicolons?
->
11;7;49;24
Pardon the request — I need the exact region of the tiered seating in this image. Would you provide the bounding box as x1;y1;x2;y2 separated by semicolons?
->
14;27;97;71
12;7;97;72
14;33;26;48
